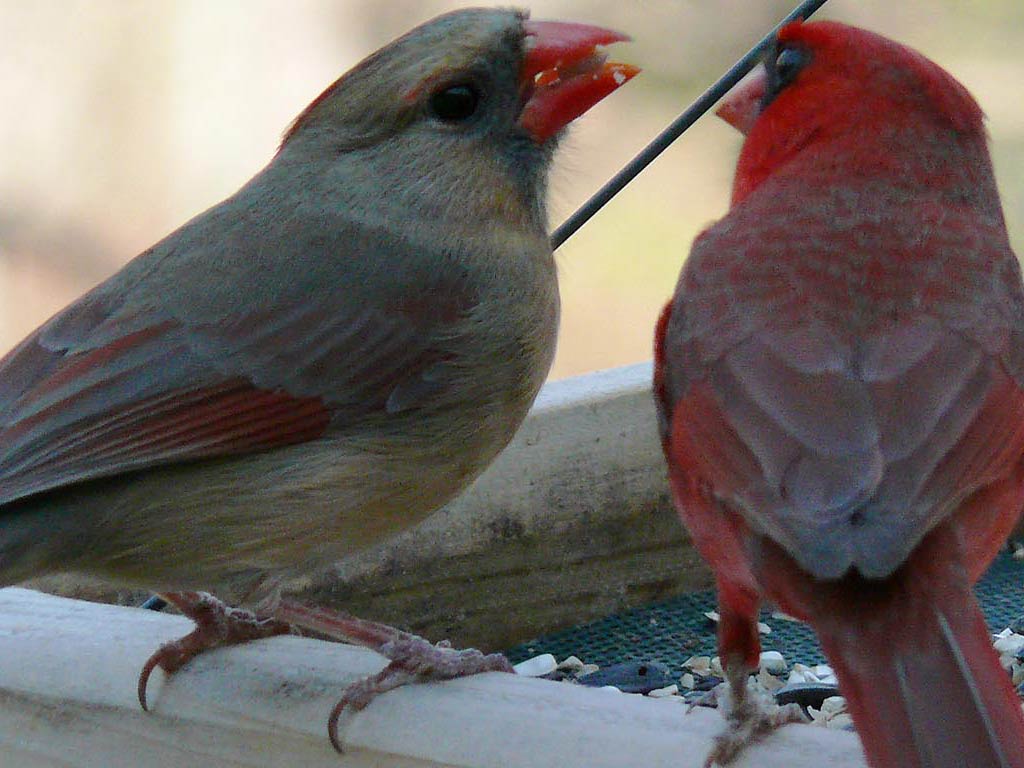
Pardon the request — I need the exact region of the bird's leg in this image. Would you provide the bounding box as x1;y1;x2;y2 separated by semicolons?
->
273;600;513;752
137;591;292;710
703;659;807;767
703;586;807;767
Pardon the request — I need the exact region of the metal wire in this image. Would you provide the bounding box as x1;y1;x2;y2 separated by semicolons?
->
506;551;1024;670
550;0;832;250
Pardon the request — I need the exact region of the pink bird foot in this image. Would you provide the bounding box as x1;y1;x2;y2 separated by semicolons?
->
137;591;292;710
274;601;513;752
702;665;807;767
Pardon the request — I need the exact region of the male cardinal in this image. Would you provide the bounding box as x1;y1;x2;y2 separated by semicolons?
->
0;7;636;749
655;20;1024;768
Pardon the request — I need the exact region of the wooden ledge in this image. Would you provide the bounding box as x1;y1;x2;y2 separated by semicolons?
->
0;588;868;767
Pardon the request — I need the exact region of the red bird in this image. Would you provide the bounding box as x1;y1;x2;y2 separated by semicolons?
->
655;20;1024;768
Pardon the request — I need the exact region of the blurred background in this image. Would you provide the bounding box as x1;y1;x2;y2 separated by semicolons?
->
1;0;1022;380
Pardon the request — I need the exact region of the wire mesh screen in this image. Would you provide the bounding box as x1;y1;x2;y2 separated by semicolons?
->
506;550;1024;672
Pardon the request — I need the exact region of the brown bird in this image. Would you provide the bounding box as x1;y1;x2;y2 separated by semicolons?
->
0;7;637;748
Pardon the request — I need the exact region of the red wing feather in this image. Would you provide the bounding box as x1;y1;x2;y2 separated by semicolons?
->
0;222;472;510
2;380;328;506
0;317;331;507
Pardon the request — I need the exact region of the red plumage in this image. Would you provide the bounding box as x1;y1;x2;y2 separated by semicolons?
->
655;21;1024;768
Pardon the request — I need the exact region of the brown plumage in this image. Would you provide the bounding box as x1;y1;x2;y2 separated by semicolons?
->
0;7;637;747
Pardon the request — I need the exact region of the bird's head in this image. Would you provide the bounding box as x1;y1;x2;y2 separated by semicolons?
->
717;20;988;206
277;8;637;228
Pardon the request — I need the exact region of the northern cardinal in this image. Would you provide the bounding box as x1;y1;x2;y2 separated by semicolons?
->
655;20;1024;768
0;7;636;748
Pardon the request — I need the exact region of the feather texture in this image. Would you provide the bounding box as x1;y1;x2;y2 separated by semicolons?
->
655;20;1024;768
0;7;585;595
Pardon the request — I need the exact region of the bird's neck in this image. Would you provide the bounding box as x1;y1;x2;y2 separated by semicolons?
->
733;118;1002;223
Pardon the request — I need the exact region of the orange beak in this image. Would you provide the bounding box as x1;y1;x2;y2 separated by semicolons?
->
518;20;639;143
716;66;768;136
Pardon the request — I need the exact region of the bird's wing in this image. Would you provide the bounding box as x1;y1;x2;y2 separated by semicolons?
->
657;200;1024;580
0;215;473;508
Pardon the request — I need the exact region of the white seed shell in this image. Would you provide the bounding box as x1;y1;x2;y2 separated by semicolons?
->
513;653;557;677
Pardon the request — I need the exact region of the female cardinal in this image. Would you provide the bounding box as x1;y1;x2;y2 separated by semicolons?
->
655;20;1024;768
0;7;636;749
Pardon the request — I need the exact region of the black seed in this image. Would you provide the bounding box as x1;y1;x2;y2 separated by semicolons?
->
578;661;673;694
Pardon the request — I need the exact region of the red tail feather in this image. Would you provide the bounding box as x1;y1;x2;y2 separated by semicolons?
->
758;528;1024;768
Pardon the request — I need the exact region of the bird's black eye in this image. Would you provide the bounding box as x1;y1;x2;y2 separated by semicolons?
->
761;44;811;109
772;46;810;91
429;84;481;122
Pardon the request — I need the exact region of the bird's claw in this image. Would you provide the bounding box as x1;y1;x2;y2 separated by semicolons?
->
702;673;808;766
327;634;513;752
687;684;722;713
137;591;291;711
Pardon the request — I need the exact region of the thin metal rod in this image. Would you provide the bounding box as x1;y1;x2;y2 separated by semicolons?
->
550;0;831;250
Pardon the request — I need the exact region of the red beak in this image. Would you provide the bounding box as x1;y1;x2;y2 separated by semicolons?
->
716;66;768;136
519;20;639;143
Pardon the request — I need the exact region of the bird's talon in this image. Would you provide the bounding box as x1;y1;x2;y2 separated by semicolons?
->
137;656;157;711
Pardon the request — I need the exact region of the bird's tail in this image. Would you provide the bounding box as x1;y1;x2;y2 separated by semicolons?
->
825;591;1023;767
801;558;1024;766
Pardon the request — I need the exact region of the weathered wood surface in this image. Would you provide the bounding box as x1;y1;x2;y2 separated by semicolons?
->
0;588;869;768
